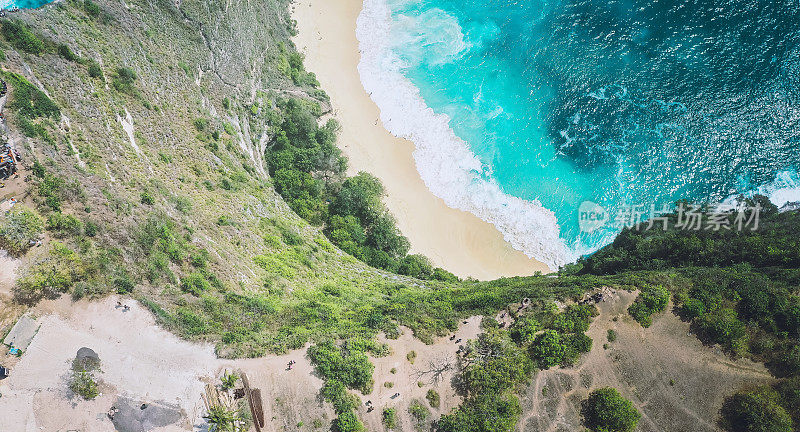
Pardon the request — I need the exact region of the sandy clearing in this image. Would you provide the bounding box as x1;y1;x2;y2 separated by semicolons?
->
1;296;218;431
290;0;551;280
517;290;773;432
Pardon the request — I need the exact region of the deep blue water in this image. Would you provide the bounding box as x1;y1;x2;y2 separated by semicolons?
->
384;0;800;258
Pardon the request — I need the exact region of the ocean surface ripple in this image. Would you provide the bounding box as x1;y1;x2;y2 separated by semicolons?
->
358;0;800;268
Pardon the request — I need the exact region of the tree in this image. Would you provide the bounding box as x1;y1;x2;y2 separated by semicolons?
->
436;394;521;432
332;411;365;432
0;206;43;256
397;254;434;279
330;172;384;224
509;315;539;345
530;330;566;369
204;406;240;432
720;387;793;432
582;387;640;432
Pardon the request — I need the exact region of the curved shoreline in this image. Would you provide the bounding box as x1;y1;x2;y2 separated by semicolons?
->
291;0;552;279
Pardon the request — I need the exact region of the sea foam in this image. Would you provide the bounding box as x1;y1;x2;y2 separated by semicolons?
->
356;0;572;269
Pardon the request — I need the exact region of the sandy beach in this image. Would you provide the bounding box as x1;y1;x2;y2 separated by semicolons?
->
291;0;551;280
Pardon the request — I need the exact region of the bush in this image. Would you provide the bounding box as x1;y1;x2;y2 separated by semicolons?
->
607;329;617;342
111;67;137;93
530;330;566;369
69;370;99;400
46;212;83;238
321;379;359;413
57;44;80;62
140;191;155;205
84;0;101;17
5;72;60;120
180;272;211;296
436;394;521;432
1;20;45;54
582;387;640;432
720;387;793;432
0;206;43;256
308;342;375;394
509;315;540;345
426;389;440;408
332;411;365;432
628;285;669;327
408;400;431;425
87;61;104;79
382;408;398;429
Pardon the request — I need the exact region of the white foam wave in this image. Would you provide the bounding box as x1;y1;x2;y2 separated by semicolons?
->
757;170;800;208
356;0;572;269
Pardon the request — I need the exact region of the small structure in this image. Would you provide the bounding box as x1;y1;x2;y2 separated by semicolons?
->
240;373;265;432
3;315;40;353
0;365;8;379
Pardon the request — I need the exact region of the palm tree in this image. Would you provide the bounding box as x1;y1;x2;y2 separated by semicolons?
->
204;406;239;432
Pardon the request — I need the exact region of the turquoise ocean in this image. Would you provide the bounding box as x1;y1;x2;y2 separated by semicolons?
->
358;0;800;268
8;0;800;268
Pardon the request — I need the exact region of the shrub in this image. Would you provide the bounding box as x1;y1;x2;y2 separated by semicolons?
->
140;191;155;205
530;330;566;369
308;342;375;394
509;315;540;345
426;389;440;408
408;400;430;426
87;61;104;79
582;387;640;432
406;350;417;364
321;380;359;413
46;212;83;238
382;408;398;430
83;0;101;17
220;372;239;391
180;272;211;296
5;72;60;120
57;44;80;62
720;387;793;432
436;394;521;432
332;411;365;432
69;370;99;400
607;329;617;342
628;285;669;327
0;206;43;256
111;67;137;93
1;20;45;54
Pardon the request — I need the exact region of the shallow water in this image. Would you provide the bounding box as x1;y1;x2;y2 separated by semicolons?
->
1;0;52;9
360;0;800;266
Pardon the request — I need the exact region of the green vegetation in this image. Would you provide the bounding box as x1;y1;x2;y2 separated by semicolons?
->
1;20;45;54
204;405;245;432
308;340;385;431
408;400;431;430
426;388;440;408
83;0;101;17
87;60;104;79
69;353;100;400
111;67;137;93
578;203;800;372
720;384;795;432
382;407;398;430
220;372;239;391
69;370;99;400
0;206;43;256
627;285;669;327
57;43;80;62
582;387;640;432
607;329;617;342
265;98;456;280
